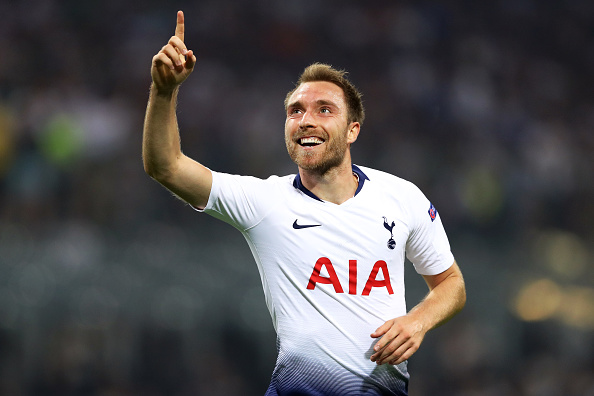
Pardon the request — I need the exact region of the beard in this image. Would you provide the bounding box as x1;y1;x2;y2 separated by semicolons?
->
285;127;349;175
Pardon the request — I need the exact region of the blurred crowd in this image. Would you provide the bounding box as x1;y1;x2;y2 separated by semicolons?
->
0;0;593;395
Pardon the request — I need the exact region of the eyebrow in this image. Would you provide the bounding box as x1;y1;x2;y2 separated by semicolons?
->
287;99;339;109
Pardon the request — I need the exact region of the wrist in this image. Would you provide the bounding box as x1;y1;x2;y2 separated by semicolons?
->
406;309;430;334
151;83;179;99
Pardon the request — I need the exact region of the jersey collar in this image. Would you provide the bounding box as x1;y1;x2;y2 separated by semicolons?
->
292;164;369;202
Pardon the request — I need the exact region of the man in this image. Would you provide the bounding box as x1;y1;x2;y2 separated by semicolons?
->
143;11;466;396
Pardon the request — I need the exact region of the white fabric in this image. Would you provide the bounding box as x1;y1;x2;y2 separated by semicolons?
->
198;165;454;395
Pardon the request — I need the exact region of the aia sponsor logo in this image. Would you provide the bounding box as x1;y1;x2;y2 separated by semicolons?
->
306;257;393;296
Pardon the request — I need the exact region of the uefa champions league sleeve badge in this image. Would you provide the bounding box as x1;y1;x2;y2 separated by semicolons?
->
428;202;437;222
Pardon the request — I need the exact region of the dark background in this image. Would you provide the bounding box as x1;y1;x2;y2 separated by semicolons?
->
0;0;593;395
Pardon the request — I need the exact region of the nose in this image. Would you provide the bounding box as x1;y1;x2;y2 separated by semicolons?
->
298;110;317;129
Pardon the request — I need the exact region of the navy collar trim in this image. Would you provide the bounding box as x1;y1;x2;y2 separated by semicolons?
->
292;164;369;202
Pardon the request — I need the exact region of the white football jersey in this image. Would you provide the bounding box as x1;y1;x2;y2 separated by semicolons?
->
198;165;454;396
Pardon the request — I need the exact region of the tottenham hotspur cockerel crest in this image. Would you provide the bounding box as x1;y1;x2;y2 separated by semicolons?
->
382;217;396;250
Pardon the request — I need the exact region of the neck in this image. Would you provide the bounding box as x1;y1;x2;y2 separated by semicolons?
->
299;159;358;205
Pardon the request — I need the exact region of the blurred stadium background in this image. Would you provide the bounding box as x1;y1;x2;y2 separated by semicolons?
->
0;0;593;395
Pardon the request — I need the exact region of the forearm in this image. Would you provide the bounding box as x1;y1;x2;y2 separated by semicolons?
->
370;264;465;365
142;11;211;208
142;84;183;181
409;271;466;332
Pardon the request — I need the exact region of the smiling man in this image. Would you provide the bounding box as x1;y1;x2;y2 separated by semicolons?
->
143;11;466;396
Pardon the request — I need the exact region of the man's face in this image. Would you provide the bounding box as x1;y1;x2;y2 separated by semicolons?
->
284;81;359;174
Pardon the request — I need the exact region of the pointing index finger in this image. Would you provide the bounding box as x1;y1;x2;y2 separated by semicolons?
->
175;10;185;42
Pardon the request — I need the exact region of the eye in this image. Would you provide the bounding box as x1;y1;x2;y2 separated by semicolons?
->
289;108;303;115
320;107;331;114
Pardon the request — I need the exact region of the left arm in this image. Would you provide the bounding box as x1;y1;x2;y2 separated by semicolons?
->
370;260;466;365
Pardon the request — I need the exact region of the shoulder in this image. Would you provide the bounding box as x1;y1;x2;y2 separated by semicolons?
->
204;171;297;229
209;171;298;206
212;171;294;188
357;165;424;198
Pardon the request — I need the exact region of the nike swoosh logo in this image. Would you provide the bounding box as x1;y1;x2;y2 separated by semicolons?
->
293;219;322;229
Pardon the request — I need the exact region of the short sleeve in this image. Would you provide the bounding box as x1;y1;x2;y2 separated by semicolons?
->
198;171;280;231
405;188;455;276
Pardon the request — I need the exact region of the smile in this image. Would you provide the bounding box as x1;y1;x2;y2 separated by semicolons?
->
299;137;325;147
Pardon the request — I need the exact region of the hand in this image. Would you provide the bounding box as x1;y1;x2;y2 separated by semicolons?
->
151;10;197;95
370;315;426;365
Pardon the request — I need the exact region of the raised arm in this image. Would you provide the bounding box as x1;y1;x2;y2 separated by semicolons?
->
143;10;212;209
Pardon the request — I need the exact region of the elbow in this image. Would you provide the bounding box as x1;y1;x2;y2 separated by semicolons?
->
143;161;154;178
143;160;174;184
143;162;157;179
143;160;159;179
458;279;467;312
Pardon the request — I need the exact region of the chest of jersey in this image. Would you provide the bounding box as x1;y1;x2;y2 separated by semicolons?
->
248;188;410;297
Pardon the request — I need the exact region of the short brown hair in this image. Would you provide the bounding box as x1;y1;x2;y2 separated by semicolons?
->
284;63;365;125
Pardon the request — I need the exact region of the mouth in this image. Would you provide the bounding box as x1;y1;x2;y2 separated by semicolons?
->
298;136;325;147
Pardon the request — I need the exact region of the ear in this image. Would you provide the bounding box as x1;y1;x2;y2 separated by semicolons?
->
347;122;360;144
